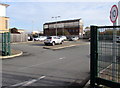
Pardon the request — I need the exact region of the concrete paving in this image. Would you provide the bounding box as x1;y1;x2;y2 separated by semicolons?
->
2;40;90;87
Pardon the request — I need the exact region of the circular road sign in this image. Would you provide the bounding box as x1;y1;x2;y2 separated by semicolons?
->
110;5;118;23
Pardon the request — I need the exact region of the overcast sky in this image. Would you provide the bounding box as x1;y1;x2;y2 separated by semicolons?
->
4;1;118;32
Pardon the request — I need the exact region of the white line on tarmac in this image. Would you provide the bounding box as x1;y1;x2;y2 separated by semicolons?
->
11;81;28;87
22;76;46;86
11;76;46;87
59;57;66;60
100;64;112;74
19;57;66;70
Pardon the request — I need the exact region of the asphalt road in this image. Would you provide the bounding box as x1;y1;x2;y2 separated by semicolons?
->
2;41;90;87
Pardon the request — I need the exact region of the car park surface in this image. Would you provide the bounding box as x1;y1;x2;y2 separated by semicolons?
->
2;40;90;87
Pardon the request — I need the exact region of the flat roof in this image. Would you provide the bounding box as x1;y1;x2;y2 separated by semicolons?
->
44;18;81;25
0;3;9;7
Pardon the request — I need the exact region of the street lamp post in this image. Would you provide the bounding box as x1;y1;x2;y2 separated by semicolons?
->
52;16;60;36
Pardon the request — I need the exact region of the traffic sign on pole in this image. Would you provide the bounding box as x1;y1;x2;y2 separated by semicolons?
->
110;5;118;81
110;5;118;23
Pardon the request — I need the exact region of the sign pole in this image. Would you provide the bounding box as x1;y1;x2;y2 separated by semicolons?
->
110;5;118;82
112;22;117;81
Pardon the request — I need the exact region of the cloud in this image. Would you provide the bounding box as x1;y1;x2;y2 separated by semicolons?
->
6;2;116;31
1;0;120;2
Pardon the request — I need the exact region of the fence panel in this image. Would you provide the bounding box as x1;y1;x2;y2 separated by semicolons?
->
90;26;120;88
11;33;28;43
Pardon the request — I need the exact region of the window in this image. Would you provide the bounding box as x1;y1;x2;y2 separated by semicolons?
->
44;25;48;29
76;30;78;32
5;20;8;29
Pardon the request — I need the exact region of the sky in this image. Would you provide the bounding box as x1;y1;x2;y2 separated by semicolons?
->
3;1;119;32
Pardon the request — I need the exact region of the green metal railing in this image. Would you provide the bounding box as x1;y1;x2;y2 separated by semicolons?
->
90;26;120;88
2;32;11;56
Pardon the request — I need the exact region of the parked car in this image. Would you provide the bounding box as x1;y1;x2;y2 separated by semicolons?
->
44;36;63;46
69;36;79;41
59;36;67;41
28;36;33;41
34;36;47;41
116;36;120;43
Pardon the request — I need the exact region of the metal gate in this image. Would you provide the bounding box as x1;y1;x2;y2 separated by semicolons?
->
2;32;11;56
90;26;120;88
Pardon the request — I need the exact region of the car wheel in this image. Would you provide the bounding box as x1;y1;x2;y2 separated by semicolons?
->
60;41;63;44
52;42;55;46
44;43;48;46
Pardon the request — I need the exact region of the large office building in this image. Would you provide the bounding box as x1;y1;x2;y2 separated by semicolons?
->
0;3;9;33
43;19;83;37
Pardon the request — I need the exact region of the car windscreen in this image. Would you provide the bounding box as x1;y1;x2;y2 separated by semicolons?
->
47;37;52;39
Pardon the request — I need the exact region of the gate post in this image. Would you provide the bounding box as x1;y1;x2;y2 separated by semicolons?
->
8;32;11;55
90;26;98;88
2;33;4;55
2;32;11;56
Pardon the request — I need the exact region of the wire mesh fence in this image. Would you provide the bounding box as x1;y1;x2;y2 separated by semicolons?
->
97;27;120;83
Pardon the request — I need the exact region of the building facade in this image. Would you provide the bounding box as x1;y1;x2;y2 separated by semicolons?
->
0;3;9;33
43;19;83;37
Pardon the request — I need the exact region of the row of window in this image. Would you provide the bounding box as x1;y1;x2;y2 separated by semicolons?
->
67;29;79;32
45;29;79;33
44;22;80;29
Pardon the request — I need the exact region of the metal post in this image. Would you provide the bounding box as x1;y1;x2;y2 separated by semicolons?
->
8;32;11;55
56;19;57;36
90;26;98;88
4;33;7;56
52;16;60;36
112;22;117;81
2;33;4;55
63;23;64;36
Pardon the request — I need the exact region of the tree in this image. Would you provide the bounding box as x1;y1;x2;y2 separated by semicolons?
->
104;29;113;35
85;26;90;29
10;27;20;34
57;30;70;36
117;30;120;35
83;30;90;38
64;30;70;36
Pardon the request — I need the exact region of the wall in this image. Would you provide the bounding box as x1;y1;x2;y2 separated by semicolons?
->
0;17;9;33
0;5;6;17
11;33;28;43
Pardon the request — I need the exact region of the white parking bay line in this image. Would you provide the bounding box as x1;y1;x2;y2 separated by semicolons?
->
38;76;46;79
11;81;28;87
59;57;66;60
22;76;46;86
11;76;46;87
22;79;37;86
20;57;66;70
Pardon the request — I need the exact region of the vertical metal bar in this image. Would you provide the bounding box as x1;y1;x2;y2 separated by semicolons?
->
112;23;117;81
4;33;7;56
90;26;98;88
2;33;4;55
8;32;11;55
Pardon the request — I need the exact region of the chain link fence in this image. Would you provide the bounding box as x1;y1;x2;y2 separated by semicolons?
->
90;26;120;88
98;27;120;83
